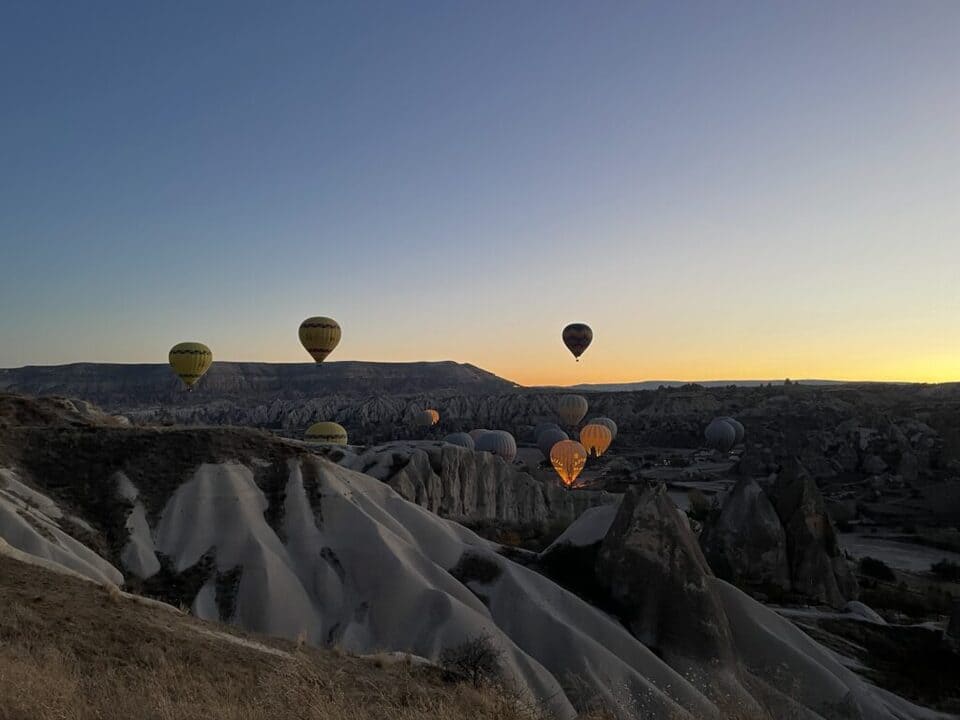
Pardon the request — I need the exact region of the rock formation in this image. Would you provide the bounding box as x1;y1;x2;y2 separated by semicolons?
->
335;441;613;532
0;396;950;720
700;476;791;596
772;461;859;607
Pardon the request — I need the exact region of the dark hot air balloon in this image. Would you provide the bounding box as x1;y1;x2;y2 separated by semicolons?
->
562;323;593;361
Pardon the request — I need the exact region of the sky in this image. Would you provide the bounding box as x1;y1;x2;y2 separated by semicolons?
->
1;1;958;386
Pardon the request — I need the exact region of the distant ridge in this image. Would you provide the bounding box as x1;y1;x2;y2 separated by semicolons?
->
552;379;901;392
0;360;519;409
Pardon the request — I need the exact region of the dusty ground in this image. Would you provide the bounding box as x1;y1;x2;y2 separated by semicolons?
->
0;554;574;720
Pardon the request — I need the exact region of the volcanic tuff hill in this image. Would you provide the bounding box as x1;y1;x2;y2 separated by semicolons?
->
0;393;955;720
0;360;517;408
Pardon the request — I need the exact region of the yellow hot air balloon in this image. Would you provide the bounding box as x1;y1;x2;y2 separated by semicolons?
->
426;409;440;425
557;394;588;426
580;423;613;457
304;421;348;445
299;316;341;364
168;342;213;390
550;440;588;487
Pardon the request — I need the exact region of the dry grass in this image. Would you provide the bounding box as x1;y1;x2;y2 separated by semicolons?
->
0;555;560;720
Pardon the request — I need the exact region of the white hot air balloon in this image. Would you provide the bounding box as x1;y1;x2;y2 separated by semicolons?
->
443;432;475;450
475;430;517;462
718;416;745;445
705;418;736;453
537;428;569;460
587;416;618;440
533;422;562;442
557;394;588;426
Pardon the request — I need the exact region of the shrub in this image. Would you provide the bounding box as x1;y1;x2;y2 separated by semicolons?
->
439;633;504;688
859;556;896;582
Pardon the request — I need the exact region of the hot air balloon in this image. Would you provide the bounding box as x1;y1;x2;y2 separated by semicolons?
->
557;394;588;426
533;422;562;442
468;428;491;442
414;409;438;427
299;316;341;364
550;440;588;487
168;342;213;390
537;428;569;460
305;421;348;445
580;423;613;457
588;416;618;440
475;431;517;462
443;432;475;450
718;416;745;445
705;418;736;453
562;323;592;361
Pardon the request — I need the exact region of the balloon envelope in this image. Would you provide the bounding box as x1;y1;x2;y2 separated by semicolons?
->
588;416;618;440
562;323;593;360
580;423;613;457
443;432;475;450
550;440;588;487
537;428;569;460
414;409;437;427
305;421;348;445
533;422;562;442
168;342;213;389
299;316;341;364
468;428;491;442
705;418;736;452
476;430;517;462
718;416;745;445
557;394;589;426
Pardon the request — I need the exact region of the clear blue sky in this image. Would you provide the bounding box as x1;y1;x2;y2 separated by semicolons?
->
1;1;958;384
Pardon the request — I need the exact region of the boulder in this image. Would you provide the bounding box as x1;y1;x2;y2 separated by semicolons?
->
844;601;886;624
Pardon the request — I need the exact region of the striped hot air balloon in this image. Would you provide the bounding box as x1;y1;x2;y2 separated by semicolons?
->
557;394;589;426
443;432;475;450
475;431;517;462
299;316;341;364
550;440;588;487
305;421;348;445
168;342;213;390
580;423;613;457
